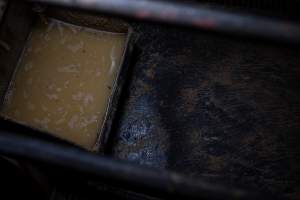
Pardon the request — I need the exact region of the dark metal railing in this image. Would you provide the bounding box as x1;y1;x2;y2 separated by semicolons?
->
27;0;300;46
0;131;267;200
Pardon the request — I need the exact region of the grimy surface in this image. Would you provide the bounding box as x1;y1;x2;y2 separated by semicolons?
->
108;23;300;199
1;19;126;150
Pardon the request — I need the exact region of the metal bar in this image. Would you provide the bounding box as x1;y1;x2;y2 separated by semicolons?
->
27;0;300;46
0;131;266;200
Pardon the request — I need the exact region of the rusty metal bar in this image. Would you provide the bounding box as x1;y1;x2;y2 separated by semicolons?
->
0;129;269;200
26;0;300;46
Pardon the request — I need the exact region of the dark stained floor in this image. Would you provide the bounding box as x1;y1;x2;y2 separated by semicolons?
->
108;23;300;199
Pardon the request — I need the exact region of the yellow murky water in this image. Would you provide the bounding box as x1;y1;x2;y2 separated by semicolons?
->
1;19;126;150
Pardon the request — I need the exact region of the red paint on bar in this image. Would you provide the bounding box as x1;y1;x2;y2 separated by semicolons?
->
136;10;151;18
193;19;216;29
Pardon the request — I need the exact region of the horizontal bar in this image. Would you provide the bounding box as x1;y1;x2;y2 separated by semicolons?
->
27;0;300;46
0;131;265;200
